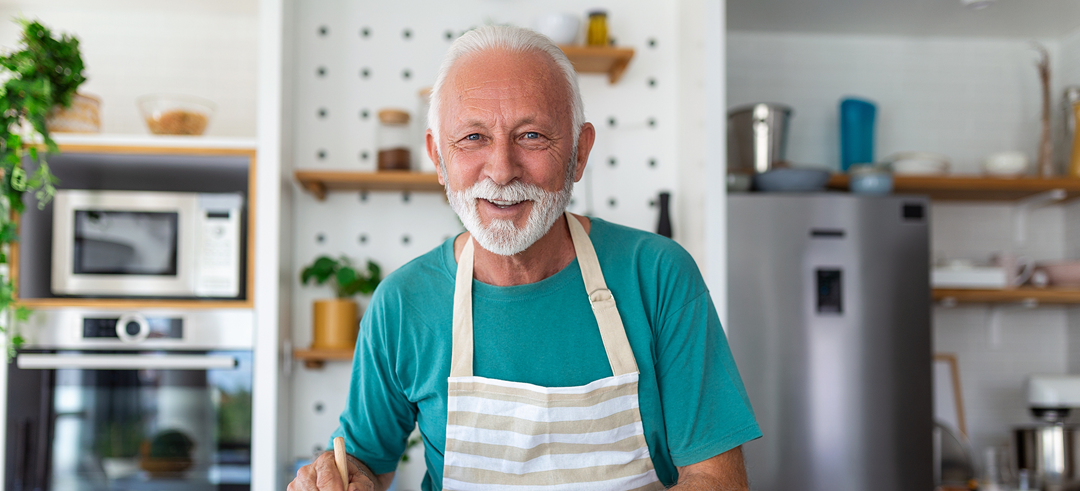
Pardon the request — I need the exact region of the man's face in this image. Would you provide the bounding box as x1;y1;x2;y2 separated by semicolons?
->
429;49;589;255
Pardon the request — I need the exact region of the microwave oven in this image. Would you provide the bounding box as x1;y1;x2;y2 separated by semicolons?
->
51;190;243;298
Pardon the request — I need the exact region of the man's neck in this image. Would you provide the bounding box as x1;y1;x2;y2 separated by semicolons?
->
454;213;591;287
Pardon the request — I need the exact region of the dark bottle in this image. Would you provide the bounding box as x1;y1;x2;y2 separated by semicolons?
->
657;191;672;238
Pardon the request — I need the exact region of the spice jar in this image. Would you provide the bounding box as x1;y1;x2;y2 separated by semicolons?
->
377;109;411;171
586;10;608;46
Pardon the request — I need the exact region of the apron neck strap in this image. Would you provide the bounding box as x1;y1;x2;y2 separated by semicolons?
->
449;213;639;378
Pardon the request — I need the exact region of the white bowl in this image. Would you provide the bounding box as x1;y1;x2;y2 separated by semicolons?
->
983;151;1029;176
888;152;950;175
531;13;580;45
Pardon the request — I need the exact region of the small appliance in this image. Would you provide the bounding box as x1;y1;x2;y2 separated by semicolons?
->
51;190;243;299
1015;375;1080;491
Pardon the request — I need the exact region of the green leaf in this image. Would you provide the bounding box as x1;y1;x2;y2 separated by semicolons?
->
15;305;31;321
335;267;357;297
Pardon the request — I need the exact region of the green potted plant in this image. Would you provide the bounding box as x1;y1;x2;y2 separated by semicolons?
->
0;19;86;355
300;255;381;350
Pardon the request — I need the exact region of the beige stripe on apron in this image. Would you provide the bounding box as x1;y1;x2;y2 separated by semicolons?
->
443;212;664;491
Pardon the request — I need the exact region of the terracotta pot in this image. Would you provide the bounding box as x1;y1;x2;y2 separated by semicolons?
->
311;299;358;350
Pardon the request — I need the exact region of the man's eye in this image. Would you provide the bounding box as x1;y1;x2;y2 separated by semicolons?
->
524;132;540;139
465;134;481;141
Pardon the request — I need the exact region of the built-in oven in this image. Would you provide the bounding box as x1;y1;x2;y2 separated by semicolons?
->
6;309;253;491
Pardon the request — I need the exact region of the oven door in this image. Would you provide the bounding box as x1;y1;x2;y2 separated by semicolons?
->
6;350;252;491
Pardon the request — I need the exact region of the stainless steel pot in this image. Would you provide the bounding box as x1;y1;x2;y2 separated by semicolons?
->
727;103;793;175
1015;424;1080;491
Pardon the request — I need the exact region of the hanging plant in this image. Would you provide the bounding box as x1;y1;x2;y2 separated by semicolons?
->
0;18;86;355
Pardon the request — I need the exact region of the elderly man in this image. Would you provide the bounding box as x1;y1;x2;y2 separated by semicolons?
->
290;25;760;491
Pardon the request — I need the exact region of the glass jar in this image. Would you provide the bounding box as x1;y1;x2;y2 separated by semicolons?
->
586;10;608;46
377;109;411;171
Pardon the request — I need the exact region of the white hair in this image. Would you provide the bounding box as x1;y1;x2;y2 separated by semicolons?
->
427;25;585;153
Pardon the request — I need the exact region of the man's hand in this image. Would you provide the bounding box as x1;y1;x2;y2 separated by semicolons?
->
288;450;387;491
670;446;749;490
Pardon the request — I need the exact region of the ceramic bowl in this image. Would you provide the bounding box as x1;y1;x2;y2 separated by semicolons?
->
889;152;950;175
753;168;831;192
531;13;580;45
983;151;1029;176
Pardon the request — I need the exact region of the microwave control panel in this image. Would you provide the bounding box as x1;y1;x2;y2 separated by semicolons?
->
194;197;242;297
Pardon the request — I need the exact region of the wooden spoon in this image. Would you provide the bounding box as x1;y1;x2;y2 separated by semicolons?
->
333;436;349;491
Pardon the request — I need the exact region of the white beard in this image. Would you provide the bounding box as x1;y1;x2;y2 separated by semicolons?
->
444;160;575;256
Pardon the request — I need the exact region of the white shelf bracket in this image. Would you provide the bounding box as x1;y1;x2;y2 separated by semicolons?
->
1014;188;1066;246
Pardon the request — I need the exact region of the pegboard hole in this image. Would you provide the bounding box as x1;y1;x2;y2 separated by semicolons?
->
648;38;657;48
360;67;371;79
360;27;371;38
608;157;617;167
647;78;657;88
649;200;656;208
360;109;370;120
317;108;327;119
444;30;455;41
648;118;657;128
360;151;370;161
317;149;327;160
402;69;412;80
316;66;327;77
318;26;329;37
313;445;324;455
608;198;617;208
359;191;369;202
316;233;326;244
314;402;324;413
607;117;617;128
402;235;411;245
402;192;411;203
359;234;368;244
649;158;657;168
403;28;412;39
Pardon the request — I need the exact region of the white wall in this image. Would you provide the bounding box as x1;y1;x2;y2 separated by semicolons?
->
0;0;258;137
727;31;1059;173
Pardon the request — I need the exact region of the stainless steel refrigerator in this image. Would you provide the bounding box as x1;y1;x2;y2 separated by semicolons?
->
726;194;932;491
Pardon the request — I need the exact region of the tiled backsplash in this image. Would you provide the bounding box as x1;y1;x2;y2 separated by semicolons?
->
727;31;1066;173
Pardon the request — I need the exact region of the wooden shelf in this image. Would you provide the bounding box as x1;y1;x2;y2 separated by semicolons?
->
293;348;353;369
559;45;635;84
827;174;1080;201
16;298;253;310
294;170;443;200
934;288;1080;305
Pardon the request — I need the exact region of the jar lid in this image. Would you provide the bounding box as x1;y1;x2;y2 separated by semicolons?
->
588;9;607;16
378;109;410;124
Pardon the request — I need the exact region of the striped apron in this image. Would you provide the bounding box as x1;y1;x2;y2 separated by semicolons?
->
442;212;664;491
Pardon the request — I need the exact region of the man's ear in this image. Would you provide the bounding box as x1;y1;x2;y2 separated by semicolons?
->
426;130;444;185
573;123;596;182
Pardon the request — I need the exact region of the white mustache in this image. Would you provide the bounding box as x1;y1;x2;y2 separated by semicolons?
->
460;179;548;204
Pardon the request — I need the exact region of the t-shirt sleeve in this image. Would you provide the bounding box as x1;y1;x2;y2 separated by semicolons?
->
654;267;762;467
329;287;418;475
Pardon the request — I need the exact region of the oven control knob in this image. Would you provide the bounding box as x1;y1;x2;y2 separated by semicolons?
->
115;313;149;343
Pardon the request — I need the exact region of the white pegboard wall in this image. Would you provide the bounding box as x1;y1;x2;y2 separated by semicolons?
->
288;0;684;474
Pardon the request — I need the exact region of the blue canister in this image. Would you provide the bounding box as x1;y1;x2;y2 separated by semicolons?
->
839;98;877;171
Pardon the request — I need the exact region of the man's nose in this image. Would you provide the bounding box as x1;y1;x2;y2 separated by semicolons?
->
483;137;521;185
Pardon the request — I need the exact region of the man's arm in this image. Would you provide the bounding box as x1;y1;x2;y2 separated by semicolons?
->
669;446;749;491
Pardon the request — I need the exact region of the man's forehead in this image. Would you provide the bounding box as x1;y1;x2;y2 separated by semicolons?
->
443;49;565;102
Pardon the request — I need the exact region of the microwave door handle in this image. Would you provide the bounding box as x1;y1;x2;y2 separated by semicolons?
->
15;354;238;370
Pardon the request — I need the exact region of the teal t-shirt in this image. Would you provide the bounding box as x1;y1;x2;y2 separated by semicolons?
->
331;217;760;490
